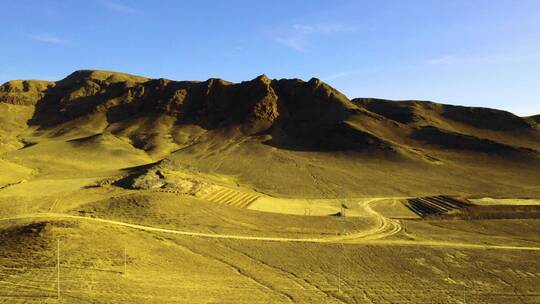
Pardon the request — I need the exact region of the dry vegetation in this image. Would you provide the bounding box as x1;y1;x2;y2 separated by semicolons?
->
0;70;539;303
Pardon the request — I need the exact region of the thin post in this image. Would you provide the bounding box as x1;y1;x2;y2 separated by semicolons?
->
124;242;127;276
338;262;341;292
337;231;341;293
57;239;60;300
338;198;347;293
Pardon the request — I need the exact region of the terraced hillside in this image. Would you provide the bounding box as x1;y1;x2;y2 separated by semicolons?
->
405;196;471;217
200;188;260;209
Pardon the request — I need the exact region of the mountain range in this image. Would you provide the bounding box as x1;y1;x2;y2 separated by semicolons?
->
1;70;539;198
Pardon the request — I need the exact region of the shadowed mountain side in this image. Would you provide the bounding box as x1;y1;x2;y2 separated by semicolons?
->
1;70;393;152
529;115;540;124
264;121;396;152
353;97;540;152
411;126;537;156
441;105;532;131
354;98;534;130
353;98;422;124
1;70;539;196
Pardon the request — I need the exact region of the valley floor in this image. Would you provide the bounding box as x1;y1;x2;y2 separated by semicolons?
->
0;179;539;303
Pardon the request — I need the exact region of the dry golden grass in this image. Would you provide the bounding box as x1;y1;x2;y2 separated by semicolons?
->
0;70;539;303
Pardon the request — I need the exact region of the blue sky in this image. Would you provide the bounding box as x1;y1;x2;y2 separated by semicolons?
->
1;0;539;115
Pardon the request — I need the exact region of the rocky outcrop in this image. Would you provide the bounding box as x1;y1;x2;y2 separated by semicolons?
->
0;80;54;106
1;70;538;154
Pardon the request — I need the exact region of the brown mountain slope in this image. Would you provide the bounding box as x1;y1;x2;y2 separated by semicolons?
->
0;70;539;197
353;98;540;153
529;114;540;124
355;98;533;130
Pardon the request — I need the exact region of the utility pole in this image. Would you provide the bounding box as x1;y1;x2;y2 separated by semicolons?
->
338;196;347;293
124;242;127;276
338;228;347;293
337;231;341;293
57;239;60;300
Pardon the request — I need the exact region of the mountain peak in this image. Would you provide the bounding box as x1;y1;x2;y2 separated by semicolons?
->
254;74;271;82
59;69;149;86
308;77;322;85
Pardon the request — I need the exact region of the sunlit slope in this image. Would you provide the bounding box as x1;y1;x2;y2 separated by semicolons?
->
3;133;152;177
161;130;540;198
0;103;35;153
0;69;538;197
0;159;34;187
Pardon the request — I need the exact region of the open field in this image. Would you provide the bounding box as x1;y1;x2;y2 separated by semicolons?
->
1;212;539;304
0;176;539;303
470;198;540;206
0;155;539;304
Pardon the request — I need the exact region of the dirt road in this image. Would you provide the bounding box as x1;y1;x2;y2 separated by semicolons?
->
1;203;539;251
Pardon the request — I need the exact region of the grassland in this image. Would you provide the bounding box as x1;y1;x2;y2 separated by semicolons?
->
0;70;539;303
1;174;539;303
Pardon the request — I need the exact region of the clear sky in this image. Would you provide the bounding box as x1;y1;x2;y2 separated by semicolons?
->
1;0;539;115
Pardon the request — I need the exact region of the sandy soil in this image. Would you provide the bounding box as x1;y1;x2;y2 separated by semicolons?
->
470;197;540;206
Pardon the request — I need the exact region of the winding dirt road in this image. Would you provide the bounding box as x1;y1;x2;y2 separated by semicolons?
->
1;201;540;251
322;198;402;242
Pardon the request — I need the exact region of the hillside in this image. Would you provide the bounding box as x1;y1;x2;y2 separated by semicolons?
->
0;70;539;198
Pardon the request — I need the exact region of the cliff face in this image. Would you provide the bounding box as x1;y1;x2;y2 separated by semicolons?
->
1;70;383;151
1;71;346;127
0;69;538;155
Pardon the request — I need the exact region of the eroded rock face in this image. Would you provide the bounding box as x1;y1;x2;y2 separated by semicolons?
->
0;70;359;146
0;80;54;105
129;169;167;190
121;167;213;197
0;70;354;127
1;69;538;155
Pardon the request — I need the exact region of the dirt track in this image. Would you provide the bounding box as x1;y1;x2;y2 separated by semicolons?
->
2;202;540;251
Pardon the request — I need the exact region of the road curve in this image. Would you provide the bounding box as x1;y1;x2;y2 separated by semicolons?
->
1;212;540;251
322;198;402;242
